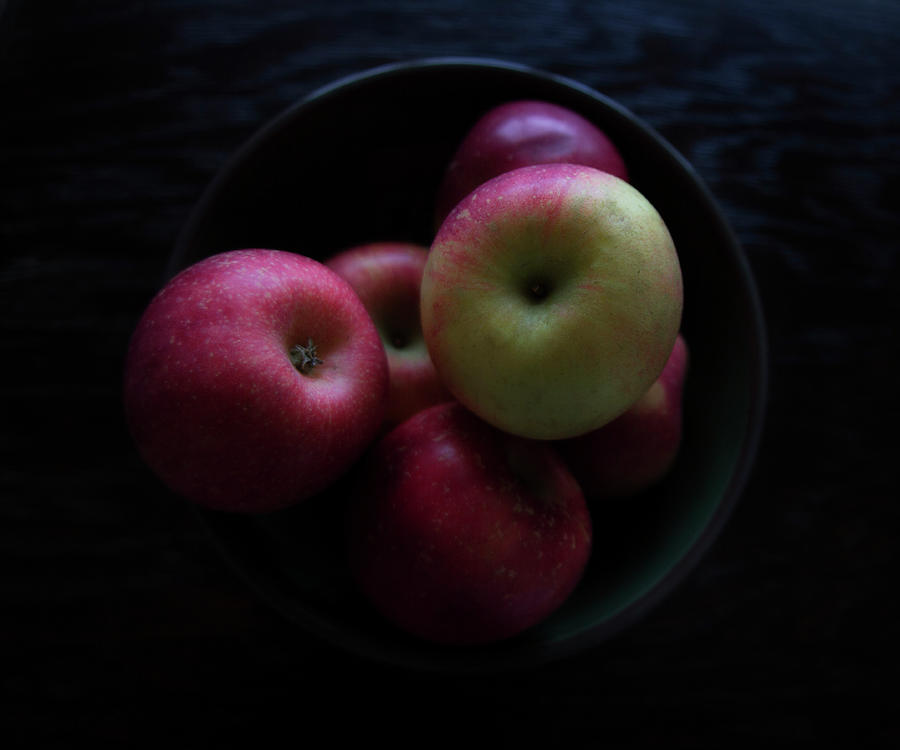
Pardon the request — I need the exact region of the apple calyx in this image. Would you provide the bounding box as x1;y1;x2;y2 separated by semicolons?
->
526;278;552;302
289;338;323;374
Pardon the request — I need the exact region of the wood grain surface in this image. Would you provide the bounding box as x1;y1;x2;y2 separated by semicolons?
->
1;0;898;744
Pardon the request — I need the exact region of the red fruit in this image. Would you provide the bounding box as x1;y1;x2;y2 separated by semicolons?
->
347;402;592;645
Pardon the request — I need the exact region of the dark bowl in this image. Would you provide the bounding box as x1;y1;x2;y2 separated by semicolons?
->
172;57;768;671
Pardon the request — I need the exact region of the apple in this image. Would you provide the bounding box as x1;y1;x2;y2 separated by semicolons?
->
421;162;683;441
325;242;452;427
557;333;689;500
346;401;592;645
434;99;628;226
123;248;390;513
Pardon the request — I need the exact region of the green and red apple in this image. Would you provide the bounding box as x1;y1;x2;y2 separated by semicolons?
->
421;162;683;441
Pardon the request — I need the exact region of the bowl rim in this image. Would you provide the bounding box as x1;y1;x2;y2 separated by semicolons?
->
174;56;769;672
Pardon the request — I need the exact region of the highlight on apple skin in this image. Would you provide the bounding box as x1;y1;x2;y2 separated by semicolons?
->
325;241;452;427
123;248;390;513
346;401;593;645
434;99;629;226
557;333;689;500
421;162;684;441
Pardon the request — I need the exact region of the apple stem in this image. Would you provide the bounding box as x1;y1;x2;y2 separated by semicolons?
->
290;338;323;374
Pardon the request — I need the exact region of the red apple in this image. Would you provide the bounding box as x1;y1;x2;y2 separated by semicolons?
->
123;248;389;513
422;163;683;441
346;401;592;645
435;99;628;226
558;334;689;500
325;242;452;427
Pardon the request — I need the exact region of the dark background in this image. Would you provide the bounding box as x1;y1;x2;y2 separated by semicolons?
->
2;0;897;745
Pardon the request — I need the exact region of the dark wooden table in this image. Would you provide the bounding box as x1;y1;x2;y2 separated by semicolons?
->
2;0;897;744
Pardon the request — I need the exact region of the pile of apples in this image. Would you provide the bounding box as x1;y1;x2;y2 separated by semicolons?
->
124;100;688;646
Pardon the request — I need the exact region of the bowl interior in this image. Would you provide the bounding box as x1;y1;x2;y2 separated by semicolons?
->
174;58;767;671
